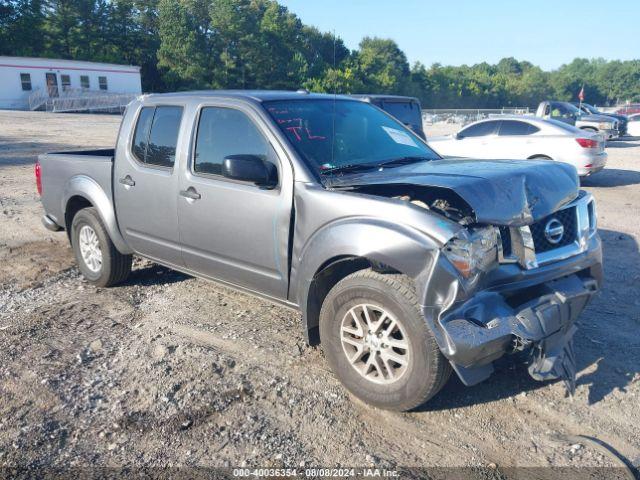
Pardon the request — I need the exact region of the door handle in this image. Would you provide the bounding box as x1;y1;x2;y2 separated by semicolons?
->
179;187;201;201
119;175;135;187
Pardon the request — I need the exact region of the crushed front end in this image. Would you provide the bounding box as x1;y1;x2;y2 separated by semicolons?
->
422;191;602;394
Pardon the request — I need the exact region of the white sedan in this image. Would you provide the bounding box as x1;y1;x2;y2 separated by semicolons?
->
428;116;608;177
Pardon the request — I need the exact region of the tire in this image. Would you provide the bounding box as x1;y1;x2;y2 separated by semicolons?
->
319;269;451;411
71;207;132;287
529;155;552;160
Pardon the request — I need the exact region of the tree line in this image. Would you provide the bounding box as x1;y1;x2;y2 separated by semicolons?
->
2;0;639;107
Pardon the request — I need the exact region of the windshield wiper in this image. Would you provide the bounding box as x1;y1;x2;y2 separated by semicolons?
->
320;156;432;176
319;163;380;175
376;156;432;168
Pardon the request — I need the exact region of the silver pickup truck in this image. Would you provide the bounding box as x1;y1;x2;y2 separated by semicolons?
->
536;100;619;139
37;91;602;411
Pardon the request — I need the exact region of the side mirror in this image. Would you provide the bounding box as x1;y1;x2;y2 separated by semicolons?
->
454;132;462;140
222;154;277;187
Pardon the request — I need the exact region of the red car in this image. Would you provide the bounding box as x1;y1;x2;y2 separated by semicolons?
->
616;104;640;115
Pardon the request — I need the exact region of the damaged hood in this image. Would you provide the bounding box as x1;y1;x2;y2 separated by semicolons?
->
328;158;579;226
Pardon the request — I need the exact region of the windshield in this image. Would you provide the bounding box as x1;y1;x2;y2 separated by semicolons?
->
263;99;439;176
583;103;599;114
562;102;582;115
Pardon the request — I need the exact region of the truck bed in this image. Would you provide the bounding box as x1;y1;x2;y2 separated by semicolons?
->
38;149;115;230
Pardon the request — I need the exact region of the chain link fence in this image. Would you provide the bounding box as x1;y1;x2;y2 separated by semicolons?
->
422;107;533;126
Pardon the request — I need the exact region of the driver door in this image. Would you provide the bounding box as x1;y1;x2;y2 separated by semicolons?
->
449;120;500;158
177;103;293;300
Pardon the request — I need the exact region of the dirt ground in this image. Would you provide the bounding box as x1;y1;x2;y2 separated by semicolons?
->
1;111;639;477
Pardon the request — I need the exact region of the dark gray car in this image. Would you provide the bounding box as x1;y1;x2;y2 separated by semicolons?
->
351;94;425;139
36;91;602;411
573;102;628;136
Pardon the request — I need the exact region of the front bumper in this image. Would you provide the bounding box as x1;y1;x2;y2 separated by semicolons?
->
440;273;598;389
421;232;602;390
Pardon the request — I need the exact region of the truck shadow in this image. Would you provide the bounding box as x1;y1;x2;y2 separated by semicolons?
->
581;169;640;187
420;228;640;411
122;263;191;288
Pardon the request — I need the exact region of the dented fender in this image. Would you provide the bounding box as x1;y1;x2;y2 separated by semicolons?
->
289;182;463;339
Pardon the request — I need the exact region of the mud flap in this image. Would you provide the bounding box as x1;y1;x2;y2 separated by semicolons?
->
528;325;578;396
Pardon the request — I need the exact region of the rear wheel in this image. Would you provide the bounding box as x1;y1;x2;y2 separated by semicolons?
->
71;207;132;287
319;269;451;411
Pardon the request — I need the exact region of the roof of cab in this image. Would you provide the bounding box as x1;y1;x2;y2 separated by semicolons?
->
141;89;356;103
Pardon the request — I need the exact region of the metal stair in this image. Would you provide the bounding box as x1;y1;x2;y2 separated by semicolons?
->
28;88;138;113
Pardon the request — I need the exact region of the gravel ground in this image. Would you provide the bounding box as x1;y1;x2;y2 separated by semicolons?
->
0;111;639;478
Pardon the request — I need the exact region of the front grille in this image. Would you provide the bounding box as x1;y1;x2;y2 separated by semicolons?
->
529;207;577;253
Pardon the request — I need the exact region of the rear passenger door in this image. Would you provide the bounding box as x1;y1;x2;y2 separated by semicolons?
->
177;103;293;300
114;104;185;266
494;120;541;159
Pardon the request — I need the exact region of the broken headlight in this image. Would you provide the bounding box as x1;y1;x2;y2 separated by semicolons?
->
442;227;498;279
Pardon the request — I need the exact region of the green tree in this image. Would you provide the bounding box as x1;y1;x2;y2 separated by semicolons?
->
356;37;410;93
2;0;640;104
1;0;46;56
157;0;208;89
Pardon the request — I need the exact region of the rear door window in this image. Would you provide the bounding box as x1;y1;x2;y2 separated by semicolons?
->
381;101;422;127
498;120;539;136
459;121;498;138
131;106;183;168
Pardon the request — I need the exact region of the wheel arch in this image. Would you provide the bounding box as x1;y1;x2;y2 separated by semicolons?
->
62;175;133;254
294;220;441;345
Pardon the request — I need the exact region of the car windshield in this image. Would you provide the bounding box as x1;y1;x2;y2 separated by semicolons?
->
563;103;582;115
583;104;599;114
263;99;439;177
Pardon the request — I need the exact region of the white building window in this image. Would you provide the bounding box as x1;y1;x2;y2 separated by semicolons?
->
61;75;71;91
80;75;90;89
20;73;32;91
99;76;108;91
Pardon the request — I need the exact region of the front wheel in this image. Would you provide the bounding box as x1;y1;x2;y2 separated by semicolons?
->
71;207;132;287
319;269;451;411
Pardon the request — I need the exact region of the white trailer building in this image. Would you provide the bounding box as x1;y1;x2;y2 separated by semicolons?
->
0;56;142;111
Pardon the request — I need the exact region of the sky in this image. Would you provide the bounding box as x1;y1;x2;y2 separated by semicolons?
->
278;0;639;71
